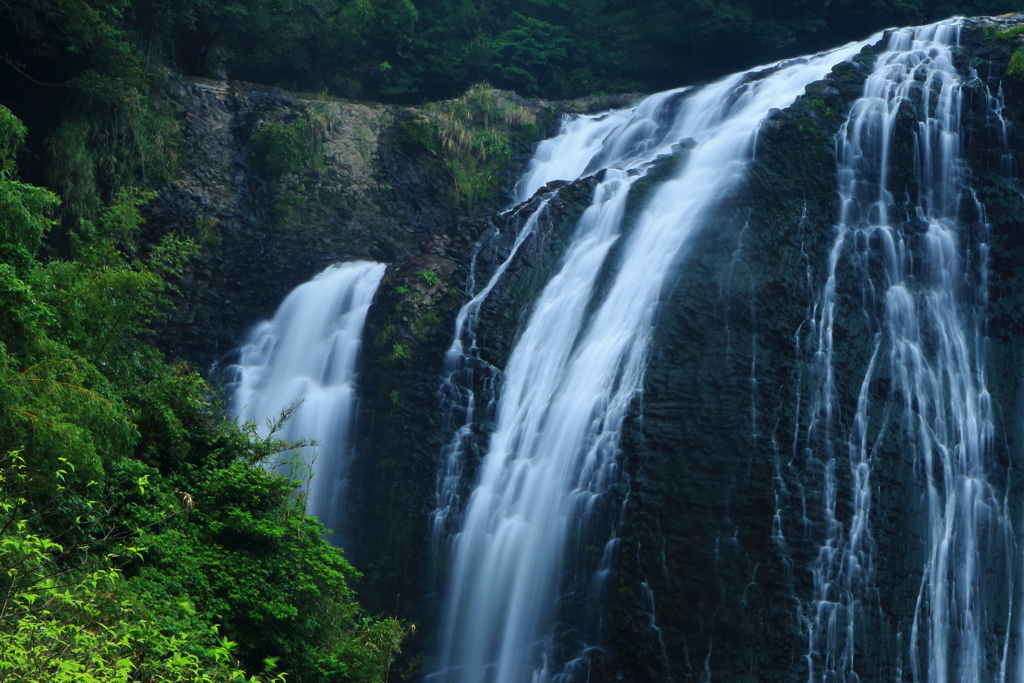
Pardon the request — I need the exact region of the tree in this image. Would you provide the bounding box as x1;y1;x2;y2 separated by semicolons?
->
0;104;407;682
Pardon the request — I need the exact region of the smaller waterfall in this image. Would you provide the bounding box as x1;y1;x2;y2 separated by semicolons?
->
229;261;385;541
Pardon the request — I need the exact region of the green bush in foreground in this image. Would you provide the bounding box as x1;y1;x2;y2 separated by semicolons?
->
0;453;284;683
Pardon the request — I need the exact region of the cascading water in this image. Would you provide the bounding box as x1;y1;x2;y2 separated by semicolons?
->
432;38;879;683
229;261;385;541
434;199;551;548
801;20;1016;682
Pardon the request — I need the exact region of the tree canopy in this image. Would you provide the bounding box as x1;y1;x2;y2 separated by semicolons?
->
2;0;1021;106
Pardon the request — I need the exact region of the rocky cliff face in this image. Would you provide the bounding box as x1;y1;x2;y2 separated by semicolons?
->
151;75;638;369
154;16;1024;683
151;76;456;369
602;47;886;683
601;20;1024;683
149;73;638;666
346;180;594;643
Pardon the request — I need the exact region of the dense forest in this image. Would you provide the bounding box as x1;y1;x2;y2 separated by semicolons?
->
1;0;1023;681
2;0;1021;214
4;0;1024;107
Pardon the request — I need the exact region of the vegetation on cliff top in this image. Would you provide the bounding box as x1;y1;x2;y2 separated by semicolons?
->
2;0;1021;107
401;84;538;208
0;0;1020;221
0;104;406;681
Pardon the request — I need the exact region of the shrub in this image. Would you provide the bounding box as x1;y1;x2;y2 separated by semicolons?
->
417;269;440;286
1009;47;1024;83
0;106;408;683
252;106;331;176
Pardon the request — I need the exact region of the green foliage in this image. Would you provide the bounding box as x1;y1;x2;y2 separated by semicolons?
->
0;0;180;225
0;454;284;683
420;309;442;326
196;216;221;245
993;24;1024;41
388;343;411;362
1009;46;1024;82
808;98;835;120
52;90;179;220
126;408;408;682
0;179;60;259
250;106;332;224
0;106;60;276
416;84;535;207
484;13;570;95
4;0;1020;122
417;269;440;287
0;105;27;176
400;120;438;152
0;108;406;683
30;190;198;381
395;284;410;295
252;123;305;175
3;0;1023;113
271;191;305;223
251;107;330;176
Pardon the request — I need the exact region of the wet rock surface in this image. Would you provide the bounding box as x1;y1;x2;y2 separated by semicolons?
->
150;76;456;369
146;71;641;669
150;16;1024;682
600;19;1024;683
345;180;595;664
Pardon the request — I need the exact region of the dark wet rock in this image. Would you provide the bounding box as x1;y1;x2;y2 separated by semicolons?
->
595;19;1024;683
148;16;1024;682
150;76;458;369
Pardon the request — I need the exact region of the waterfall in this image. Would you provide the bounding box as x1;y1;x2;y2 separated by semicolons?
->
432;37;878;683
229;261;385;541
802;20;1016;682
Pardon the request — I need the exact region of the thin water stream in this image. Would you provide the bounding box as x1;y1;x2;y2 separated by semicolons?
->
801;21;1015;683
